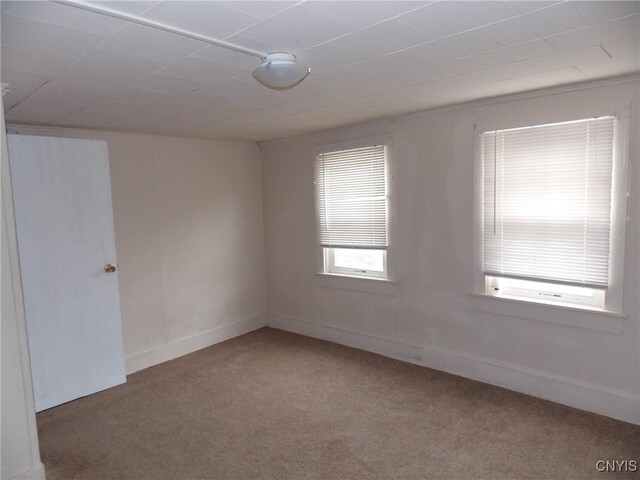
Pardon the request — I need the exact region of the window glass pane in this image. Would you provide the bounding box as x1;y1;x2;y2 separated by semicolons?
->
495;277;596;297
486;275;605;309
333;248;384;272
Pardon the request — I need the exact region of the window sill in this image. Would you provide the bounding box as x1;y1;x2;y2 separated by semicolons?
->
469;293;626;334
317;273;398;296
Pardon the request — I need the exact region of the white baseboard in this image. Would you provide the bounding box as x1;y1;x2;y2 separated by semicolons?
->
7;462;46;480
126;314;267;374
267;313;640;425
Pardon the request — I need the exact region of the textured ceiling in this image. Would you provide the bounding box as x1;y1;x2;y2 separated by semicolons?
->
2;1;639;142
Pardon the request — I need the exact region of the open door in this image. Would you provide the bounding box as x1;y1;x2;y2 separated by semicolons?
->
8;134;126;412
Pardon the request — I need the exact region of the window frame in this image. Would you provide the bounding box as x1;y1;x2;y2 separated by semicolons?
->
473;112;630;314
314;134;396;282
324;247;388;279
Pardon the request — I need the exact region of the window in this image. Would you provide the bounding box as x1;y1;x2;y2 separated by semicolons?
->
315;144;388;279
481;117;620;310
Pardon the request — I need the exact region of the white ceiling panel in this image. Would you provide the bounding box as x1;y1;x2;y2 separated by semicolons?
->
97;23;207;63
262;75;333;101
570;1;640;25
1;14;108;58
68;50;167;80
480;2;587;46
65;101;221;134
298;44;366;72
328;20;429;58
425;38;557;81
27;84;107;105
507;1;565;15
598;15;639;57
194;75;287;110
1;45;75;77
105;87;182;107
494;66;586;90
174;91;240;114
398;1;519;39
6;98;85;124
190;45;260;71
45;70;135;95
124;74;205;95
466;39;558;68
155;57;245;85
575;54;640;77
141;1;261;39
226;6;349;51
88;1;160;15
213;34;276;56
455;61;538;84
309;64;376;89
250;94;334;121
546;14;640;57
0;70;50;92
426;29;503;59
2;87;31;110
527;45;611;71
330;50;428;80
193;116;260;136
55;100;156;129
327;28;501;82
2;1;638;142
398;30;501;68
2;0;127;36
132;103;232;133
300;1;427;30
221;1;296;20
408;60;482;83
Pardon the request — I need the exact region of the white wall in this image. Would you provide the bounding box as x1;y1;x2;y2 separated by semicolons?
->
260;77;640;424
1;98;46;479
7;125;268;373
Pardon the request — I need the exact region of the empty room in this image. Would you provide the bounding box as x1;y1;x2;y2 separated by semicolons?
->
1;1;639;479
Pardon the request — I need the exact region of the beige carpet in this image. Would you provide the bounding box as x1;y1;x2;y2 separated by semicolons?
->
38;327;639;480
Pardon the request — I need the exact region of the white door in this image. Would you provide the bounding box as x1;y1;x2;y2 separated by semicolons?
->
8;134;126;412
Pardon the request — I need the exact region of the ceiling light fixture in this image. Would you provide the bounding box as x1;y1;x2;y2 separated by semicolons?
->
252;53;311;90
51;0;311;90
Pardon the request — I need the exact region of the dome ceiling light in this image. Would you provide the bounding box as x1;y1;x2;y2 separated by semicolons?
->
53;0;311;90
252;53;311;90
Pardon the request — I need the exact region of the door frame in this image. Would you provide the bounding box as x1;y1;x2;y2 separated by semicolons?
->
1;100;46;478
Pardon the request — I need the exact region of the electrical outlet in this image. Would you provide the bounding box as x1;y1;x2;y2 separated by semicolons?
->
426;328;436;344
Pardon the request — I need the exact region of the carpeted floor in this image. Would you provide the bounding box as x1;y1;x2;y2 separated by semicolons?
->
38;327;639;480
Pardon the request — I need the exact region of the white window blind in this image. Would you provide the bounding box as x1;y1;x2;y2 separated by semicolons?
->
316;145;387;249
483;117;615;287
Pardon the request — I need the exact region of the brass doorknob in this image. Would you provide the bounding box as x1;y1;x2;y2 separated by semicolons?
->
104;264;117;273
